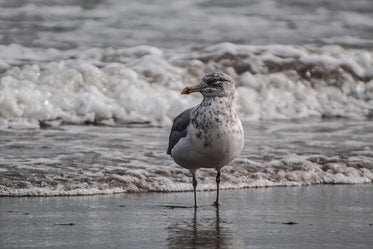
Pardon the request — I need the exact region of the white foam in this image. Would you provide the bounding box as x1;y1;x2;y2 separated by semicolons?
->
2;153;372;197
1;43;373;129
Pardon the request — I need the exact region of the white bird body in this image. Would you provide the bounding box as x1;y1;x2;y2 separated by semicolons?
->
171;96;244;170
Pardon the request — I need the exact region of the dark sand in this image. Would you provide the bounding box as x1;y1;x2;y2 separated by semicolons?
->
1;185;372;249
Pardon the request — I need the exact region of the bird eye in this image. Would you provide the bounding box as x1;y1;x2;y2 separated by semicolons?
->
206;79;215;86
212;82;223;88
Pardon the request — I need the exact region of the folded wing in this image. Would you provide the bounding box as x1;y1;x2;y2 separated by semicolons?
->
167;108;193;155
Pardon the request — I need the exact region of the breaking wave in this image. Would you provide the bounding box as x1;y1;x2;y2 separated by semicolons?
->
1;43;373;129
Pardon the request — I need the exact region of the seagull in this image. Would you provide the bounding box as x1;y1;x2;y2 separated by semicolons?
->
167;72;244;208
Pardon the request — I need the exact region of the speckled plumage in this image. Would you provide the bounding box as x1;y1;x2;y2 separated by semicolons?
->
167;72;244;207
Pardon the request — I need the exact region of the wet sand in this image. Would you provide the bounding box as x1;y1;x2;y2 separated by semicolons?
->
1;185;372;249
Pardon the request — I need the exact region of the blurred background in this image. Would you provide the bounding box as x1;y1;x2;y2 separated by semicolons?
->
1;0;373;49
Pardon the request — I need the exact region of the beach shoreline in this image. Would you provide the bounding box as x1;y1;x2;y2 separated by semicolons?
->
1;184;372;249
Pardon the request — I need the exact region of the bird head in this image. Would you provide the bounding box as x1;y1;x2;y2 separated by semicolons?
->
181;72;235;98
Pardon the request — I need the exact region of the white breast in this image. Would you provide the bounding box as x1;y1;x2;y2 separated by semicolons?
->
171;101;244;170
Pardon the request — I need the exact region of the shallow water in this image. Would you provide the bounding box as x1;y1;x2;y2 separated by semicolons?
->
1;185;373;249
1;119;372;196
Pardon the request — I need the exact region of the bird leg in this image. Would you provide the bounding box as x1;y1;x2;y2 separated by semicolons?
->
215;169;221;207
192;171;198;209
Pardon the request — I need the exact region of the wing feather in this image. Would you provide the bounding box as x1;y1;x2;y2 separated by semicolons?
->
167;108;192;155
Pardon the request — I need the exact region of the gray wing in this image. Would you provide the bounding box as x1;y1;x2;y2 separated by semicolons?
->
167;108;193;155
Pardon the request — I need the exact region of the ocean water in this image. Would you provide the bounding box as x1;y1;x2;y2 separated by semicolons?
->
1;0;373;196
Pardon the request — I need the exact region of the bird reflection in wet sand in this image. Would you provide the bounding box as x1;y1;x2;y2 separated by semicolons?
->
167;208;234;249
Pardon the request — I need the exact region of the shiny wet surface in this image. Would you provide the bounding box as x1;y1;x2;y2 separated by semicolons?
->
1;185;373;248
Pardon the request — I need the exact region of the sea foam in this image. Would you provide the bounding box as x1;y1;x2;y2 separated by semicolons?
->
1;43;373;129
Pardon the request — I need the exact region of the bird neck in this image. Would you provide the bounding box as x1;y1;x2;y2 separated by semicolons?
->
201;95;234;108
